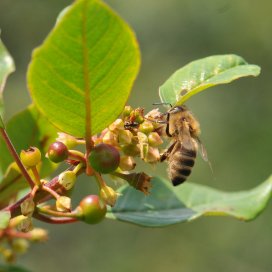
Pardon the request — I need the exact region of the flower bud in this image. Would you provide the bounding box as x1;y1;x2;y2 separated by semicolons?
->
119;156;136;171
139;121;154;134
20;147;41;168
148;132;164;147
109;119;124;132
56;196;71;212
58;171;76;190
29;228;48;242
122;105;133;118
56;133;78;149
118;129;133;145
20;197;35;217
17;217;33;233
2;248;14;263
122;144;140;156
137;132;148;144
102;131;118;146
12;239;29;254
100;186;118;207
144;146;160;163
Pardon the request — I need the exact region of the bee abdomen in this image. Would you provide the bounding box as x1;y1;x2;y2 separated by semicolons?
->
168;149;196;186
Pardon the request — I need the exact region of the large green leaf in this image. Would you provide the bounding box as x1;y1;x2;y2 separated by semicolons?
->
0;105;57;178
27;0;140;137
106;176;272;227
0;34;15;114
159;55;260;105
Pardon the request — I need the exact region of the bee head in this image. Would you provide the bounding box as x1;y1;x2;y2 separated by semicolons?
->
168;106;186;114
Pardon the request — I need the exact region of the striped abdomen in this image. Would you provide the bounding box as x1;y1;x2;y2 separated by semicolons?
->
168;145;196;186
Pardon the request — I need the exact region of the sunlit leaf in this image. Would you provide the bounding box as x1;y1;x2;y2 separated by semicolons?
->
28;0;140;137
0;34;15;114
159;54;260;105
107;176;272;227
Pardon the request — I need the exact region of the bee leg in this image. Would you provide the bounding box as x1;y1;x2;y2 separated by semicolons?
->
160;141;177;162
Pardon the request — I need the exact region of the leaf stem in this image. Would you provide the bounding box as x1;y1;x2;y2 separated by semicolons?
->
81;0;94;176
0;127;35;188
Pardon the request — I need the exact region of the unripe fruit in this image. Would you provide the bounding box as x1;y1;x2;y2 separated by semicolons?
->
88;143;120;174
78;195;106;224
47;141;69;163
20;147;41;168
58;171;76;190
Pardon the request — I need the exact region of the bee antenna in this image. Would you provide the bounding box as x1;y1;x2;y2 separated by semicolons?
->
152;102;172;107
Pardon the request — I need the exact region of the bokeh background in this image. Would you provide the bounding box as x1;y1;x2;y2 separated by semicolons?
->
0;0;272;271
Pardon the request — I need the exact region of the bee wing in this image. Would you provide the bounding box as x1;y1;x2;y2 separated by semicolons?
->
195;136;214;175
195;137;209;162
177;122;197;151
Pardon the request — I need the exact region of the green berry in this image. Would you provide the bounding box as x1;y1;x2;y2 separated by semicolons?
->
47;142;69;163
88;143;120;174
20;147;41;168
139;121;154;134
78;195;107;224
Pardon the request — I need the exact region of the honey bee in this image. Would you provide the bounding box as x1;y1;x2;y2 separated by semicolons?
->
160;105;208;186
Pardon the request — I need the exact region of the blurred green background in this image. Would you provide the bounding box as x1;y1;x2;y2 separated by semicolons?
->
0;0;272;271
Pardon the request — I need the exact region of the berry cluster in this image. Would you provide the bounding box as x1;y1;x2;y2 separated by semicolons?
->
0;106;167;263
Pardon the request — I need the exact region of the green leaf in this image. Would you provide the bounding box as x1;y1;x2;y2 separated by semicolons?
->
27;0;140;137
159;54;260;105
0;105;58;178
0;210;10;229
0;163;27;208
106;176;272;227
0;114;4;128
0;34;15;115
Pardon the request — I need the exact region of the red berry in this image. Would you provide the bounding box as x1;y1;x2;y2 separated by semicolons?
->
47;142;69;163
78;195;106;224
88;143;120;173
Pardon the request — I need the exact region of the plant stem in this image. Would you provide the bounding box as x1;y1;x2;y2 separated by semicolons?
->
68;150;86;164
30;167;42;187
42;185;60;200
33;212;78;224
94;171;107;189
0;127;35;188
37;206;78;218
